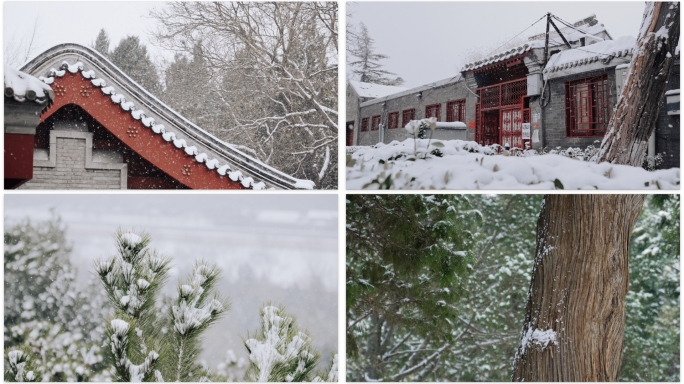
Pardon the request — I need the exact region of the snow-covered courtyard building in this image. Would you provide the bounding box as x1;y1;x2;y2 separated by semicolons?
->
347;14;680;169
4;44;316;190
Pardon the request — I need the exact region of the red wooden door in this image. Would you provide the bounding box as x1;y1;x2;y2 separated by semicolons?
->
482;111;499;146
346;121;354;146
501;108;523;148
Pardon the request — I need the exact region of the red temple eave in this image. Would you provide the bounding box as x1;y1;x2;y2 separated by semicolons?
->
40;73;246;190
463;51;533;75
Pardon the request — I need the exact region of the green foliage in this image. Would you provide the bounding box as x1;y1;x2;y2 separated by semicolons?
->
244;305;319;382
96;229;172;382
346;194;481;381
621;195;680;381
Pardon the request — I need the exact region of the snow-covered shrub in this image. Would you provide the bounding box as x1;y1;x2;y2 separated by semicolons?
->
244;305;319;382
4;216;111;381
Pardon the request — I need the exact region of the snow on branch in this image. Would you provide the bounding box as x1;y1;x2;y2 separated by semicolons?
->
107;319;160;382
244;305;319;382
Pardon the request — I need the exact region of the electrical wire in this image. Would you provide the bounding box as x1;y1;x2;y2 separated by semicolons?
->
481;14;548;58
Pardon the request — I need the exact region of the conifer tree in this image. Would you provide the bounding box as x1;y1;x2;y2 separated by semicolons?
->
348;22;404;86
244;305;319;382
95;230;171;382
92;29;111;57
109;36;161;96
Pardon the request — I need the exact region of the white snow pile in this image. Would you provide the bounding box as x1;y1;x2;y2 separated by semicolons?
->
4;67;53;104
245;306;314;382
518;327;557;357
121;231;142;247
346;139;680;190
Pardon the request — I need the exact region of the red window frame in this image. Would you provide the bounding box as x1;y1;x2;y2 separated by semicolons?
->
446;99;466;122
402;109;415;127
388;112;399;129
565;74;610;138
425;104;441;121
371;115;381;131
361;117;369;132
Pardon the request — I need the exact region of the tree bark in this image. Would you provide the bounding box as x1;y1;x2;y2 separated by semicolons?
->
595;2;680;166
512;195;645;381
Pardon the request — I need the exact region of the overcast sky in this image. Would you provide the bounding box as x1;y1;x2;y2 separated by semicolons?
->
348;2;647;88
4;2;168;67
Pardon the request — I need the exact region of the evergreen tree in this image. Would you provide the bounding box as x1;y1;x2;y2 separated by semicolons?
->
95;230;171;381
109;36;162;96
4;216;111;381
348;22;404;86
621;195;680;381
346;194;481;381
244;305;319;382
92;29;111;57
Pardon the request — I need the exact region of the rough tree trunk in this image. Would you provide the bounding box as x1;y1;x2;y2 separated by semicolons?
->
595;2;680;166
512;195;645;381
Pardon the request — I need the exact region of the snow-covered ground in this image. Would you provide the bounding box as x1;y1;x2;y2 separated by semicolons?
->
347;139;680;190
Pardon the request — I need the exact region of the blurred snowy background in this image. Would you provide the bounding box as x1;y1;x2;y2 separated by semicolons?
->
4;194;338;370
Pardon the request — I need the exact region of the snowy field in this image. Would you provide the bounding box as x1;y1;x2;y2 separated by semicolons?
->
347;139;680;190
4;195;338;370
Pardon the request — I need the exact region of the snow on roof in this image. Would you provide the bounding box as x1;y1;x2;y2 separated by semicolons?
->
462;40;545;72
544;36;636;75
464;15;611;73
349;80;407;99
4;67;54;104
360;74;462;108
665;89;680;96
22;44;315;190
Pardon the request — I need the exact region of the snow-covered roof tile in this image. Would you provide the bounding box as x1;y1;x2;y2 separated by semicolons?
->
544;36;636;75
4;67;54;104
349;80;407;99
360;75;462;108
462;41;545;72
21;44;316;190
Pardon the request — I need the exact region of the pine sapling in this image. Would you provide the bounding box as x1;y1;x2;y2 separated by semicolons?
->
168;261;228;381
244;305;319;382
95;230;171;382
312;354;338;382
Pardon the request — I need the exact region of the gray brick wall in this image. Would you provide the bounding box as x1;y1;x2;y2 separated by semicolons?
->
357;78;477;145
19;131;125;190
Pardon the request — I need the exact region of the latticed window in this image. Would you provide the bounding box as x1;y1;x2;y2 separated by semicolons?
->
388;112;399;129
402;109;415;127
447;99;466;122
371;115;381;131
361;117;369;132
425;104;441;121
565;75;610;137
